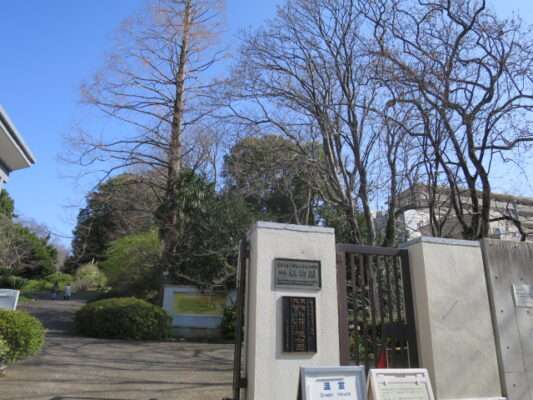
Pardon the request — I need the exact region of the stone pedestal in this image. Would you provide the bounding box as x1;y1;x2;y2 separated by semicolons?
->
404;237;503;400
245;222;339;400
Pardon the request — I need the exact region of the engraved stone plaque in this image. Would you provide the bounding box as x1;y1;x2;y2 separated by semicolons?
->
274;259;321;290
282;296;317;353
512;284;533;308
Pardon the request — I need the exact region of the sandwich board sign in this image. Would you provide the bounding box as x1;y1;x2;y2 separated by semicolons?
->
300;366;366;400
368;369;435;400
0;289;20;311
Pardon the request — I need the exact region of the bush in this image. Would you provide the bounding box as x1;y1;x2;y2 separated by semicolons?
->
0;337;9;363
22;279;51;292
0;275;27;290
100;231;160;301
45;272;73;289
74;263;107;291
0;310;45;363
75;297;171;340
86;290;130;304
221;304;236;340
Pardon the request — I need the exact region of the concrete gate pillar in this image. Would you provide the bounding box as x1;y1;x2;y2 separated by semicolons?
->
244;222;339;400
403;237;503;400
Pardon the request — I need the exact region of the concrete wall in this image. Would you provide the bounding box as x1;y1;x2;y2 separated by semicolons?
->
481;239;533;400
404;237;502;400
245;222;339;400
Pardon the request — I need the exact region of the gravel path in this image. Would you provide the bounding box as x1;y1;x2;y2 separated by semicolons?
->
0;296;233;400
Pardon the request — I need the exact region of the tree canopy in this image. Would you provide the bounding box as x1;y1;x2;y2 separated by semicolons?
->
223;135;317;225
0;190;58;278
67;174;158;270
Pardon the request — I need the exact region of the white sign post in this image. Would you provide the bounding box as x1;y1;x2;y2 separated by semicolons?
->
368;369;435;400
300;366;366;400
0;289;20;311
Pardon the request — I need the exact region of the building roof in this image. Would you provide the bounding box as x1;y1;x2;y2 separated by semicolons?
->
0;106;36;173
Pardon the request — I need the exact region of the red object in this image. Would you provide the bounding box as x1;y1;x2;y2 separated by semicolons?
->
377;350;388;368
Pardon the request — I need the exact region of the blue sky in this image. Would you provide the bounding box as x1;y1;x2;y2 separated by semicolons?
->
0;0;282;246
1;0;532;247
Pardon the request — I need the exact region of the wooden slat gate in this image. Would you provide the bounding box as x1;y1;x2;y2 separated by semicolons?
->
336;244;418;370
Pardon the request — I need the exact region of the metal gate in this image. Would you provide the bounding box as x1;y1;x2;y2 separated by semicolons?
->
336;244;418;370
229;239;248;400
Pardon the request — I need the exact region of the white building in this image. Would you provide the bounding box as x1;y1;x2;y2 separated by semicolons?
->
0;106;35;188
396;185;533;241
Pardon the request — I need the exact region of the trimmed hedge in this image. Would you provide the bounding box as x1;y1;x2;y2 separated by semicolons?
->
0;310;45;363
75;297;171;340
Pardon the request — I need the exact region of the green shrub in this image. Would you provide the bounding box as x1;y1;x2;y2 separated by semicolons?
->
0;337;9;362
0;275;27;290
45;272;73;289
74;263;107;291
100;231;160;301
75;297;171;340
22;279;51;292
0;310;45;363
221;304;236;340
86;290;130;304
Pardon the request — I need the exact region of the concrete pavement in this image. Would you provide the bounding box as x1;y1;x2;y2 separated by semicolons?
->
0;296;233;400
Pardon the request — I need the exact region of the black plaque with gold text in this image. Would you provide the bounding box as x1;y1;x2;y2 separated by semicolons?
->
282;296;317;353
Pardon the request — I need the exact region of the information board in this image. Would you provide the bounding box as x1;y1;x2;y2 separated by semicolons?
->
512;284;533;308
0;289;19;311
300;366;366;400
368;369;435;400
274;258;321;290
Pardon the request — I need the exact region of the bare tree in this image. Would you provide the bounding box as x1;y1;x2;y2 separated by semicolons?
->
363;0;533;239
225;0;408;244
67;0;225;280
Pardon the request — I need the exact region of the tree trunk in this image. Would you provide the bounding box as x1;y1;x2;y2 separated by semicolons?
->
160;0;192;278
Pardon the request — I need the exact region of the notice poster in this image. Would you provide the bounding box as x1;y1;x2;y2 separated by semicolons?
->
300;366;366;400
368;369;435;400
512;284;533;308
378;381;430;400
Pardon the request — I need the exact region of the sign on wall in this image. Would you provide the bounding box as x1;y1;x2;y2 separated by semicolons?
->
173;292;226;316
282;296;317;353
368;369;435;400
274;258;321;290
162;285;231;329
512;284;533;308
300;366;366;400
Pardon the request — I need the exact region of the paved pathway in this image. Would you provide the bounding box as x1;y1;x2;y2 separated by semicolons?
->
0;296;233;400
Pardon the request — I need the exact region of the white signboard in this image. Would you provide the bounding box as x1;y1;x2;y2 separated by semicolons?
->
512;284;533;308
368;369;435;400
0;289;20;311
300;366;366;400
